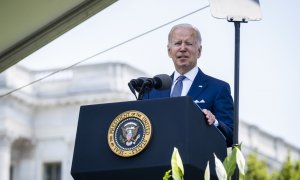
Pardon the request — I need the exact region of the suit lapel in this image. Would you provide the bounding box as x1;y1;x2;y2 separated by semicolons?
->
187;68;208;99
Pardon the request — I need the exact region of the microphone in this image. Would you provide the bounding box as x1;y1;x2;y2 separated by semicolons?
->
128;74;172;100
129;77;148;92
142;74;172;90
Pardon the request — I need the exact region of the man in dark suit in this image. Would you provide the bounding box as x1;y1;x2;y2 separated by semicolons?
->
143;23;234;147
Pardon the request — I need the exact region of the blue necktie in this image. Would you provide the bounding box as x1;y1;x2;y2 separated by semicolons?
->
171;75;186;97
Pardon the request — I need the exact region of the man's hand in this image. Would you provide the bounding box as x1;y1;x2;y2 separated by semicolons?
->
202;109;216;125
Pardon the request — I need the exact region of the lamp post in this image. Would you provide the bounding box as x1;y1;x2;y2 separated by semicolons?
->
208;0;262;178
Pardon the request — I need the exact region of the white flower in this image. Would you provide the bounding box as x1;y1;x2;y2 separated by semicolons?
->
204;161;210;180
235;148;246;175
214;153;227;180
171;147;184;180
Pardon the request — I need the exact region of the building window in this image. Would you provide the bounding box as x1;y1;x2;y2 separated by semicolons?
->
43;162;61;180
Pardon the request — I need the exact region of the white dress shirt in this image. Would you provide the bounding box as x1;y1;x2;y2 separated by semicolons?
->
171;66;199;96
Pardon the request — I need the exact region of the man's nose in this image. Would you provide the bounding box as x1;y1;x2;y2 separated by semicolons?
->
179;44;187;51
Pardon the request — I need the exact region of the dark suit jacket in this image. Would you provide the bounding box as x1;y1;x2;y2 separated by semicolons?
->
142;68;234;147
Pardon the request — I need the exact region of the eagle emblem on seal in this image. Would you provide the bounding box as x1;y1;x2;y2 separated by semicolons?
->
108;110;152;157
120;122;140;146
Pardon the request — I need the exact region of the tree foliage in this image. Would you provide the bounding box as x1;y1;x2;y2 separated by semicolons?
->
245;153;270;180
246;152;300;180
277;153;300;180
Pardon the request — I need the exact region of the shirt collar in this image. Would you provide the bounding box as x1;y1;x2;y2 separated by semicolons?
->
173;66;199;82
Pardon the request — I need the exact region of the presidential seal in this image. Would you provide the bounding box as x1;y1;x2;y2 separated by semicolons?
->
107;110;152;157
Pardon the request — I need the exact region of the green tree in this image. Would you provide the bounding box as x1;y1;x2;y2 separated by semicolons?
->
245;153;270;180
293;160;300;180
276;154;300;180
278;154;294;180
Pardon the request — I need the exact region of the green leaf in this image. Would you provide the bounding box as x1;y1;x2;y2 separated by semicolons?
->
163;169;172;180
223;147;237;178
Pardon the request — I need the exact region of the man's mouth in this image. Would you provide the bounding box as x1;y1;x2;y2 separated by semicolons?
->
178;55;189;59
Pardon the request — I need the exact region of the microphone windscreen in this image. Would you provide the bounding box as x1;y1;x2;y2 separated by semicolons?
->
130;77;148;91
153;74;172;90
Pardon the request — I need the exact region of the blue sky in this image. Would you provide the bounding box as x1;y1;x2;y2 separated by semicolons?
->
18;0;300;147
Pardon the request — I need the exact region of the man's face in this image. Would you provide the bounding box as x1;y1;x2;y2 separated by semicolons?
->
168;27;202;74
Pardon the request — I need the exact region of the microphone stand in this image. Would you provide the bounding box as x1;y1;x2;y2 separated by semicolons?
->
137;83;149;100
128;82;138;100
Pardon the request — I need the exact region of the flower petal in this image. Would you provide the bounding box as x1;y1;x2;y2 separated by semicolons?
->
171;147;184;180
204;161;210;180
214;153;227;180
235;148;246;175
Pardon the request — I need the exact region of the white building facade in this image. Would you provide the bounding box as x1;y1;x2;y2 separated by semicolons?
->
0;62;299;180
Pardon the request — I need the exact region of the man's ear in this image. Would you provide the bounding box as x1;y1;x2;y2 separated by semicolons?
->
198;46;202;58
167;47;172;58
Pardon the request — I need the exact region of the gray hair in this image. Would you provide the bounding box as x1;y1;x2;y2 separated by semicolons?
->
167;23;202;48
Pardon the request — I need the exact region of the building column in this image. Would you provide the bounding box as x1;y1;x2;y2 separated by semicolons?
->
0;134;12;180
65;135;75;180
